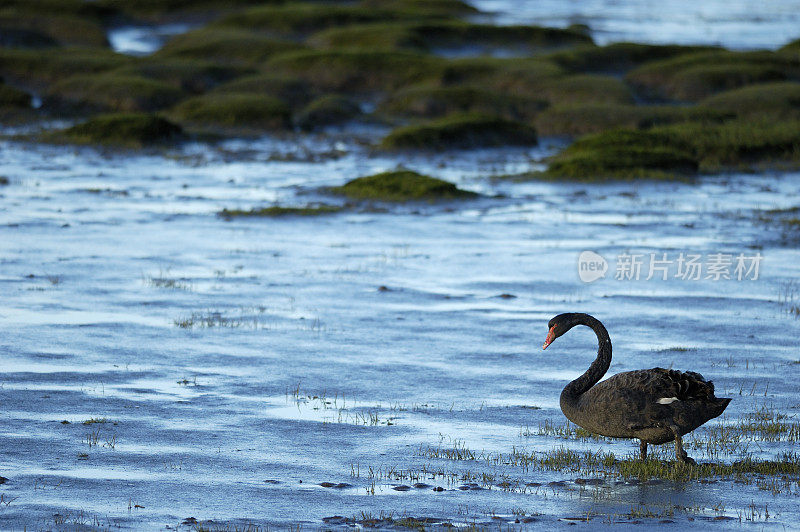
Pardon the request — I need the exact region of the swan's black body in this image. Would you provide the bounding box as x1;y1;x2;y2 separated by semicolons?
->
543;313;731;463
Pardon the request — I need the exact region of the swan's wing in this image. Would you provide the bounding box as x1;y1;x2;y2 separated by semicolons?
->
601;367;717;402
588;368;728;437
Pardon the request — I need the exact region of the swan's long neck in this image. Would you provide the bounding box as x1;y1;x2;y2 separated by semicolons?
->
560;315;612;410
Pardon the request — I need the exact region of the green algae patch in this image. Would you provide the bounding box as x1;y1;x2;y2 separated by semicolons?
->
46;73;184;113
0;9;109;48
360;0;478;16
379;85;547;121
426;60;631;107
219;204;344;218
214;3;425;37
0;83;32;108
51;113;183;148
95;0;271;22
112;58;246;94
780;38;800;55
534;103;730;136
435;57;565;93
546;42;719;74
626;50;800;101
211;74;313;109
542;118;800;180
265;49;442;92
169;93;291;131
535;104;651;136
0;47;132;88
699;82;800;119
331;170;477;202
543;129;697;181
3;0;115;19
155;28;304;68
295;95;361;130
380;113;537;150
660;118;800;172
538;74;634;106
308;21;592;54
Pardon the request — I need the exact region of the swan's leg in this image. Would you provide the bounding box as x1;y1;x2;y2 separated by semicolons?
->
670;427;695;465
639;440;647;460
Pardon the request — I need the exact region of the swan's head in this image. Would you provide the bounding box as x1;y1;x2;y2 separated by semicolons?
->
542;312;587;349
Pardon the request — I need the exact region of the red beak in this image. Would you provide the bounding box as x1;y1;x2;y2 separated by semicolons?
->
543;326;556;350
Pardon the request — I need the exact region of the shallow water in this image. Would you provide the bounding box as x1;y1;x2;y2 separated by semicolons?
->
471;0;800;49
1;128;800;529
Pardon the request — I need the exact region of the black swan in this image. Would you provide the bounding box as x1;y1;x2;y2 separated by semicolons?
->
542;313;731;463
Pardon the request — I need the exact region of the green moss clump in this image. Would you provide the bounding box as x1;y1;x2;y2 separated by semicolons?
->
53;113;183;147
331;170;477;201
659;118;800;172
0;10;109;48
542;117;800;180
46;73;184;112
359;0;478;16
295;95;361;130
308;21;592;54
95;0;273;22
544;129;698;180
211;74;313;109
435;57;565;93
535;104;645;135
306;22;429;52
0;27;58;49
779;38;800;54
379;85;546;121
0;83;32;108
381;113;537;150
662;63;789;101
219;204;343;218
534;103;730;136
699;82;800;119
214;3;423;37
169;93;291;131
0;47;132;88
539;74;634;106
2;0;115;19
626;50;800;101
156;28;304;68
545;42;719;73
265;49;443;92
112;58;246;94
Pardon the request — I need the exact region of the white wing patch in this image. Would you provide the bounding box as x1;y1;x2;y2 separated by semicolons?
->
657;397;679;405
